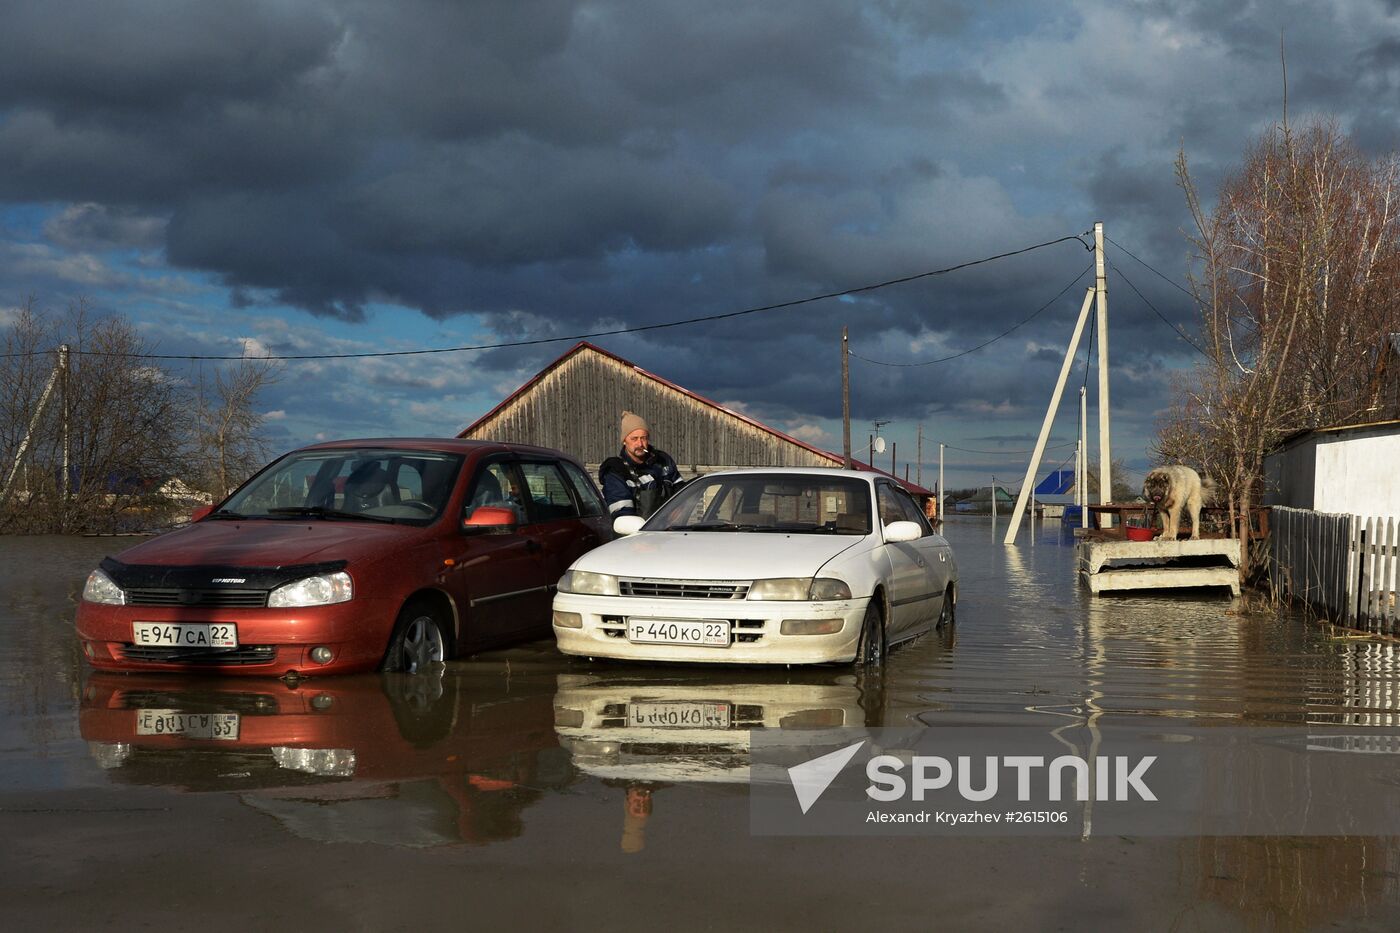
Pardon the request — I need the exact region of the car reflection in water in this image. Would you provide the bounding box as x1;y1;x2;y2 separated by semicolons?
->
552;668;885;852
79;668;571;847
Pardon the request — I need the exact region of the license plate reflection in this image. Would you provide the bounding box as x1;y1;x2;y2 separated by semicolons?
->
135;710;240;740
628;702;732;729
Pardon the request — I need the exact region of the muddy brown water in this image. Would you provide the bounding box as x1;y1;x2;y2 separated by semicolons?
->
4;520;1400;931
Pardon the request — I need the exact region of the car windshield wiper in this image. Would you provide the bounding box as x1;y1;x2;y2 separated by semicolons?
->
267;506;396;524
669;522;759;532
205;509;249;520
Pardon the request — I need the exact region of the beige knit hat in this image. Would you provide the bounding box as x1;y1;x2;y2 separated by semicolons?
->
620;410;650;442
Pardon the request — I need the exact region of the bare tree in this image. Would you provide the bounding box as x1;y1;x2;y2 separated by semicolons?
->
0;299;189;533
1160;118;1400;572
189;356;281;501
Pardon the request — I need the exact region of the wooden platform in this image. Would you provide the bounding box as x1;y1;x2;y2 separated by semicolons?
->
1077;537;1242;595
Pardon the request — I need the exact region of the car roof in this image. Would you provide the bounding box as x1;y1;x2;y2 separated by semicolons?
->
294;437;578;460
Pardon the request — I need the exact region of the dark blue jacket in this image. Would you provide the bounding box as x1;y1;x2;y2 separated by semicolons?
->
600;447;681;519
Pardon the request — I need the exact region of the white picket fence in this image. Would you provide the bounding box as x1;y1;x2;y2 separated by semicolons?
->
1270;507;1400;631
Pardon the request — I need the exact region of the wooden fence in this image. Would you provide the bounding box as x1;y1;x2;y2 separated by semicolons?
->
1270;507;1400;631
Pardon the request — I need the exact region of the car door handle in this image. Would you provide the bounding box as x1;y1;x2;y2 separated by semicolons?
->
524;539;542;554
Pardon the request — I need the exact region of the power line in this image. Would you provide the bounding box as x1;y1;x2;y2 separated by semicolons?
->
24;233;1093;362
1111;267;1211;359
849;263;1093;367
942;441;1076;456
1104;235;1197;302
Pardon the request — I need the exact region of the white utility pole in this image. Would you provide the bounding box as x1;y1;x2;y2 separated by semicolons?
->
1094;222;1112;525
1002;287;1096;544
0;347;66;508
60;344;70;499
1079;385;1088;528
842;327;852;469
938;443;944;521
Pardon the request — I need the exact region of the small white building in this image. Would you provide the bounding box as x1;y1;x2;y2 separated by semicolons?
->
1263;419;1400;517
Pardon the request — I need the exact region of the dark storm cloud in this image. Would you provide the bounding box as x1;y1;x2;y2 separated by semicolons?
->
3;0;1398;454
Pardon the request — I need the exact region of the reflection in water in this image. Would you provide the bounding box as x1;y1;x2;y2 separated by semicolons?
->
78;667;570;847
554;668;883;851
7;528;1400;924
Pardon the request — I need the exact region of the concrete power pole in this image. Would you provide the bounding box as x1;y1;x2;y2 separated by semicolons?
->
916;423;923;487
1094;222;1112;523
842;327;852;470
1079;385;1088;528
60;344;70;499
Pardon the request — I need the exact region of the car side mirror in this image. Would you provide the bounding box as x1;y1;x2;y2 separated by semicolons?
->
883;520;923;543
612;515;645;536
463;506;518;535
190;505;214;522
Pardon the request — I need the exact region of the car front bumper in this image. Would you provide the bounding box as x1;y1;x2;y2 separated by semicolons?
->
74;599;398;676
551;592;870;664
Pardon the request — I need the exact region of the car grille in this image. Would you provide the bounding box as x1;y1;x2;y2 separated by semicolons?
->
125;588;268;608
113;691;282;715
618;579;751;599
118;645;278;665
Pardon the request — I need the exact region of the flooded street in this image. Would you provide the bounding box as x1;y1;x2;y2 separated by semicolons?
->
6;520;1400;931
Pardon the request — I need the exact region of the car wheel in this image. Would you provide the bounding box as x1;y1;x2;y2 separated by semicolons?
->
935;586;955;629
382;672;453;746
855;600;886;670
381;601;450;674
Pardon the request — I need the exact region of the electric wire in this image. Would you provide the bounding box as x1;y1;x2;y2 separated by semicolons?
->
1111;267;1211;359
16;234;1093;362
1104;235;1197;302
848;263;1093;367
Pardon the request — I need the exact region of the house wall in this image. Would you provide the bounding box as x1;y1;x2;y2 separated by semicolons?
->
1265;425;1400;517
1314;432;1400;517
461;348;841;476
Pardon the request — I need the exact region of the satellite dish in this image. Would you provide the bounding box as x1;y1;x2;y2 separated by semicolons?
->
874;438;886;454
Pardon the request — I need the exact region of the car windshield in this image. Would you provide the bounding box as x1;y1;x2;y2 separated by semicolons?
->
646;473;873;535
219;449;464;525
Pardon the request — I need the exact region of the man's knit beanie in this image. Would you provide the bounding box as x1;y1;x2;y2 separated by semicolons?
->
620;411;649;442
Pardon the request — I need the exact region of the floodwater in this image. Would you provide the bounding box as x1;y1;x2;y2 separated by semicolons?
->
5;520;1400;931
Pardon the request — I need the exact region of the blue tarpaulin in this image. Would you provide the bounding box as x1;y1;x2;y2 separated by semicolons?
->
1034;469;1075;496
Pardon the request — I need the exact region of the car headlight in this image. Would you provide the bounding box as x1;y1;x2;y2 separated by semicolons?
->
270;747;356;777
82;569;126;605
748;577;852;601
808;578;852;600
558;570;620;596
267;571;353;608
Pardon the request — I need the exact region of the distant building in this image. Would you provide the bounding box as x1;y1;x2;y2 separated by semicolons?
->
953;485;1016;513
1263;418;1400;517
458;341;932;500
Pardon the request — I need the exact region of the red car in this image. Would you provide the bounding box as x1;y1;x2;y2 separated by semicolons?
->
76;438;611;676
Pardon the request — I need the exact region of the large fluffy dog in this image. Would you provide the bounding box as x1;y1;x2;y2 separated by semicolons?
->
1143;466;1213;541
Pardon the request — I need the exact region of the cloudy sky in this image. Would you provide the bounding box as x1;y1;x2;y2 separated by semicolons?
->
3;0;1398;489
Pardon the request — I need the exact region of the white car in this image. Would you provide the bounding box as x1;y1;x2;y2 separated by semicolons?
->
551;468;957;666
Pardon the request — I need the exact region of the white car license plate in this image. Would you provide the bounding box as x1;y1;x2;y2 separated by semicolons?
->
133;622;238;648
629;702;732;729
627;619;730;647
135;709;240;740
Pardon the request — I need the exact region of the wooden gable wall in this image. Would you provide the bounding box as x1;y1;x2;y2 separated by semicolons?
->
461;347;839;473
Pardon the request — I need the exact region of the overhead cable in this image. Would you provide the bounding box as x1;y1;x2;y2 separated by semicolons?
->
30;233;1094;362
849;263;1093;367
